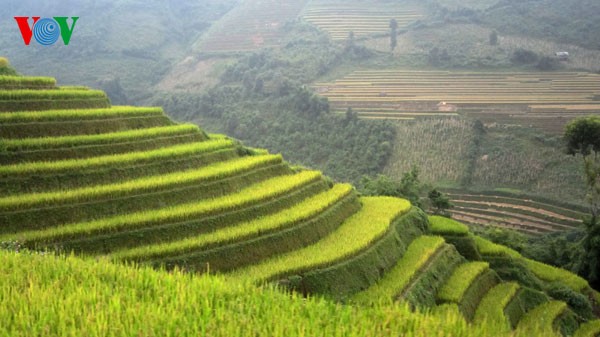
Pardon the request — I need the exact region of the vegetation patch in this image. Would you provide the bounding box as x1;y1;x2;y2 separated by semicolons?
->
0;154;282;211
2;124;201;151
524;259;589;292
352;236;445;305
0;106;164;123
4;171;322;244
429;215;469;236
0;250;549;337
474;282;520;329
517;301;567;336
110;184;354;262
438;262;489;303
0;139;235;178
229;197;411;283
573;320;600;337
0;76;56;89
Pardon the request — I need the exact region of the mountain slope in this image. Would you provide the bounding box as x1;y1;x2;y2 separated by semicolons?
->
1;62;598;336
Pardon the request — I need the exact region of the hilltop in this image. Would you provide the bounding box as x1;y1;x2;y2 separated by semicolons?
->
1;59;599;336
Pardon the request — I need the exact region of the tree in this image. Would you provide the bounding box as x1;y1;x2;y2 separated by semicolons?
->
359;166;424;207
389;19;398;52
489;31;498;46
564;116;600;289
428;189;452;215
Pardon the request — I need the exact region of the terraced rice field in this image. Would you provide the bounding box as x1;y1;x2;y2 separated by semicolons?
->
196;0;309;52
445;191;586;234
0;72;418;300
2;70;598;336
302;2;423;40
314;71;600;133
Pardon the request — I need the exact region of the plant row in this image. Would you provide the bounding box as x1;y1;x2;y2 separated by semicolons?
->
0;89;106;100
120;188;361;274
437;262;490;304
0;98;111;112
229;196;411;284
111;183;354;262
1;132;205;165
0;154;283;211
473;282;520;329
0;106;165;123
428;216;469;236
296;207;430;299
0;162;291;233
0;148;240;196
0;75;56;89
451;203;578;229
352;236;445;305
3;124;201;151
33;178;327;255
0;139;235;178
516;301;567;336
4;171;323;246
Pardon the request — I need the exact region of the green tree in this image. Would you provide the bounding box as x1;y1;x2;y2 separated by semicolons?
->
359;166;423;207
389;19;398;52
564;116;600;289
428;189;452;215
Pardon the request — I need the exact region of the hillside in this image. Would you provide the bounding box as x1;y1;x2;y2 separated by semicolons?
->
1;61;600;335
3;0;599;213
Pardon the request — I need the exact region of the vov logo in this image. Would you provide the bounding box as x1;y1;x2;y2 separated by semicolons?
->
14;17;79;46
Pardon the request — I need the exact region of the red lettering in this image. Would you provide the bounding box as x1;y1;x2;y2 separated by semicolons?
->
14;17;40;45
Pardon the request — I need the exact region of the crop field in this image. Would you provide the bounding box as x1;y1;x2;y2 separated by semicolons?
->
352;236;446;305
314;71;600;133
302;1;423;40
1;70;598;336
195;0;309;52
445;190;585;234
0;75;56;89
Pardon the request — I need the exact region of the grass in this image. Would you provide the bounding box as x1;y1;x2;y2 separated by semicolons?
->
0;89;107;100
473;236;522;259
4;171;322;244
2;124;200;151
352;236;445;305
0;139;235;178
0;154;283;211
438;262;489;303
109;183;354;262
0;250;553;337
229;196;411;283
516;301;566;337
429;216;469;236
523;259;589;292
473;236;590;292
473;282;520;328
574;320;600;337
0;75;56;89
0;106;164;123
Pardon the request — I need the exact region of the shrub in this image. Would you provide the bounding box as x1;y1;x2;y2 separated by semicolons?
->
546;282;594;319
